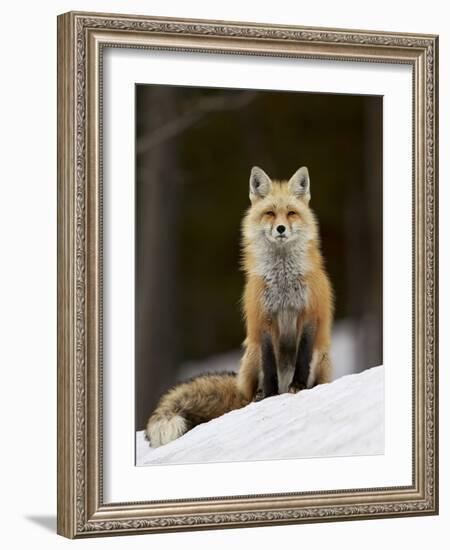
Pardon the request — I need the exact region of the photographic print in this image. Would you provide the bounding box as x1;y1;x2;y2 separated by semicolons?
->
135;85;383;466
57;11;438;538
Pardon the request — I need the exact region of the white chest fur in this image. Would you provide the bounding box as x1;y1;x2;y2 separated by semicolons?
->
253;241;309;315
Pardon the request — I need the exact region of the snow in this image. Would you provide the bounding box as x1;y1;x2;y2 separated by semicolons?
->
136;365;384;466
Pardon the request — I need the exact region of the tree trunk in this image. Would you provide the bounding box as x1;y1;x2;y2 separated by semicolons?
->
135;86;181;430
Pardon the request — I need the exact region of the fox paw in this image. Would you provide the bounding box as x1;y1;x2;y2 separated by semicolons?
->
254;389;265;402
288;382;306;394
254;389;278;401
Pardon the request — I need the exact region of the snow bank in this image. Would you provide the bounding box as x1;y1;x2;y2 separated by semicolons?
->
136;365;384;466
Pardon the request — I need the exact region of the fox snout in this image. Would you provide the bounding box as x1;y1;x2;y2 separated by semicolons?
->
274;223;288;240
270;219;291;241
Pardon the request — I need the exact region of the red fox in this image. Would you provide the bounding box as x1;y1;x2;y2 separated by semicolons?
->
145;166;334;447
237;166;334;401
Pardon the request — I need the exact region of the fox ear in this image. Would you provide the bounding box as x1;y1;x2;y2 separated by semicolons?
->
288;166;310;201
249;166;272;202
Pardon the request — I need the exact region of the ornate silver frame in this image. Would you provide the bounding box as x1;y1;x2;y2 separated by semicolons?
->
57;11;439;538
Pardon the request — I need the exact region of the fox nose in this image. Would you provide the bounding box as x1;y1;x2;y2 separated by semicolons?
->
276;225;286;234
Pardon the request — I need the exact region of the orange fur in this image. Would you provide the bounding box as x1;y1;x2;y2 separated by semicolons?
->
237;168;334;401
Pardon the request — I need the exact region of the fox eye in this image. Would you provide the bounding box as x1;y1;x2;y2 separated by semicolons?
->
288;211;297;216
265;211;275;216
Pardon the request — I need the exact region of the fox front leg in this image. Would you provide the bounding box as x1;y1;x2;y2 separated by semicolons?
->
258;331;278;400
288;324;315;393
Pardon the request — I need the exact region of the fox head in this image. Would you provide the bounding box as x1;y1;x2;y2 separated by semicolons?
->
244;166;318;247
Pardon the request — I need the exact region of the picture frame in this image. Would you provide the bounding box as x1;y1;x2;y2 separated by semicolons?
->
57;10;439;538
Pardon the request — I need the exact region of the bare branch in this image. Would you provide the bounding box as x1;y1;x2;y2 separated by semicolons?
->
137;91;257;154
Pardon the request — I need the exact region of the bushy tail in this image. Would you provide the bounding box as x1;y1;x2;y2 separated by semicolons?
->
145;372;249;448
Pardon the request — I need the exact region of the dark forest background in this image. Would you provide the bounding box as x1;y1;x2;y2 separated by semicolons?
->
135;84;383;431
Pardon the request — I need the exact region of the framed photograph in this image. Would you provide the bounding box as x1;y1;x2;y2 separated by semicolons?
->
57;11;439;538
